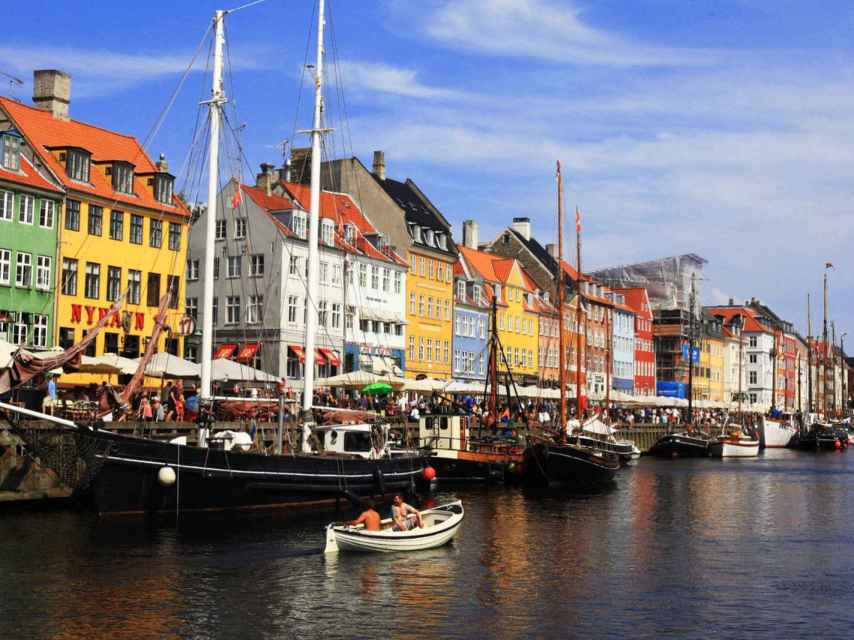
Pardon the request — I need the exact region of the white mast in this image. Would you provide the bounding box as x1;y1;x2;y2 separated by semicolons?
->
302;0;327;414
200;10;226;400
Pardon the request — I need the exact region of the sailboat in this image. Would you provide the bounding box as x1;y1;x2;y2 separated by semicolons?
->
521;163;620;487
1;3;430;515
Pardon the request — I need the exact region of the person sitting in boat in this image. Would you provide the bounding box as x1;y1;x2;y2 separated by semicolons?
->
392;495;423;531
348;500;381;531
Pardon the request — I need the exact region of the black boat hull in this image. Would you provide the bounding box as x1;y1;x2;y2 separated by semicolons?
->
522;442;619;488
648;433;710;458
74;427;429;515
428;455;520;484
575;435;637;466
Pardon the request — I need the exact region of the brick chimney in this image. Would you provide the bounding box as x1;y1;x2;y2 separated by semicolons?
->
511;217;531;241
462;219;479;249
256;162;275;196
33;70;71;120
372;150;386;180
546;243;558;259
156;153;169;173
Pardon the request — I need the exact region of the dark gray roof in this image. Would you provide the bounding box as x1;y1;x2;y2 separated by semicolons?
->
373;176;457;256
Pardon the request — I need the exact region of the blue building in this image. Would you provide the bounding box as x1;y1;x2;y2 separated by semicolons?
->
452;252;489;384
609;292;636;393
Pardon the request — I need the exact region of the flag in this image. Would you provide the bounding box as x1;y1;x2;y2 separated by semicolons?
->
575;207;581;233
825;262;835;269
230;187;242;209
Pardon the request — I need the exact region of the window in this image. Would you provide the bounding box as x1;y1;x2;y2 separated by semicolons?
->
103;332;120;354
130;214;143;244
409;336;415;360
288;295;298;323
371;266;379;289
212;297;218;324
226;255;241;278
12;322;27;345
332;263;342;285
749;371;758;385
426;338;433;362
109;210;123;240
444;300;450;321
112;162;134;194
65;199;80;231
437;263;444;283
749;354;757;364
331;303;341;329
127;269;141;305
321;219;334;246
0;249;9;285
215;219;227;240
39;201;55;228
428;259;435;279
0;190;12;220
345;306;354;329
419;256;425;276
166;275;179;309
187;259;199;281
749;335;758;348
247;295;263;324
749;392;757;404
213;257;220;279
250;254;264;277
394;271;402;294
36;256;51;290
235;218;247;239
146;272;161;306
15;252;32;287
149;219;162;247
1;134;20;171
168;222;181;250
226;296;240;324
320;261;328;284
418;337;424;360
59;327;75;349
428;297;434;318
359;264;367;287
382;268;390;292
155;174;174;204
186;297;198;320
292;212;307;238
66;149;90;182
87;205;103;235
18;194;34;224
318;300;328;326
84;262;100;299
343;224;355;245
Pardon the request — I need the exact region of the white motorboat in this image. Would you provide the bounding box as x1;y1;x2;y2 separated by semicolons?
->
709;429;760;458
324;501;464;553
761;415;797;448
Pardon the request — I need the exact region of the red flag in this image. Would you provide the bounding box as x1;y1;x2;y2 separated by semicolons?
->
575;206;581;233
230;187;242;209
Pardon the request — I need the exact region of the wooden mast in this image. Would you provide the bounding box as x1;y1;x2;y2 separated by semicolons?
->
557;162;567;441
575;206;583;423
807;292;813;414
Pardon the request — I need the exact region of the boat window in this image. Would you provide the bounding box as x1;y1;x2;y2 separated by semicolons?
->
425;417;434;429
344;431;372;452
330;431;339;445
440;417;449;430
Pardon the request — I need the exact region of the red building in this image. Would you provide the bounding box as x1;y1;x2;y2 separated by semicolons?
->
614;287;655;396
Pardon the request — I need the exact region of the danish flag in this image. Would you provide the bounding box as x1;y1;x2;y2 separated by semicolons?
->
575;207;581;233
230;187;242;209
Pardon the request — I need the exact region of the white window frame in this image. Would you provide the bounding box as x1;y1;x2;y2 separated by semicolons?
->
32;314;48;347
225;296;241;324
247;295;263;324
187;259;200;281
19;194;34;225
292;212;307;239
321;219;334;246
15;252;32;287
36;255;51;291
250;254;264;277
215;219;227;240
39;200;55;228
235;217;247;239
0;190;13;221
0;248;9;285
226;255;241;279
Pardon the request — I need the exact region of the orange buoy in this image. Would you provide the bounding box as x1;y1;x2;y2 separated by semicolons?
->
423;466;436;481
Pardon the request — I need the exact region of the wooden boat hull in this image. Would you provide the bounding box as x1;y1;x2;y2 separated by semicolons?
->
324;501;464;553
709;437;759;458
522;442;620;488
761;417;796;448
73;426;429;516
648;433;710;458
575;434;639;466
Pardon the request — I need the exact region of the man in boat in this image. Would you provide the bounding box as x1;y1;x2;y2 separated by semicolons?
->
348;500;381;531
392;494;423;530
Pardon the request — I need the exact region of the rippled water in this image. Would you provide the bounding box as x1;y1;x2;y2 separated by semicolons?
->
3;450;854;639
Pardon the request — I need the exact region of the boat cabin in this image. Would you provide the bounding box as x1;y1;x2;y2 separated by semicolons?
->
312;423;390;459
419;414;471;454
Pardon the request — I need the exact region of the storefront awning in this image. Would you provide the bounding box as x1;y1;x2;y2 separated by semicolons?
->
314;349;326;366
320;348;340;367
289;345;305;363
235;342;259;363
214;343;238;359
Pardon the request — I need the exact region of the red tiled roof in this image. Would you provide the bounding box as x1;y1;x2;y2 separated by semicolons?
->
241;184;295;212
707;306;771;334
459;246;536;292
612;287;652;320
0;154;63;194
0;97;187;217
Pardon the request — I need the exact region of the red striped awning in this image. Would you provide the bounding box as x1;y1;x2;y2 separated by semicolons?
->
314;349;326;366
320;348;340;366
289;345;305;363
214;343;238;359
235;342;259;363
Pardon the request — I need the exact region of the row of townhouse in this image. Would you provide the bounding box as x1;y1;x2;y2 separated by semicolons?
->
0;71;189;377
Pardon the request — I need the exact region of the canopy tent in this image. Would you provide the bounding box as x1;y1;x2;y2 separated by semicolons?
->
79;353;139;375
402;377;447;392
139;352;200;379
315;370;406;389
0;341;64;375
583;415;615;435
211;357;279;383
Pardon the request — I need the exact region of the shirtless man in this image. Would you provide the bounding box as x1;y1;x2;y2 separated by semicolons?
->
348;500;381;531
391;495;423;531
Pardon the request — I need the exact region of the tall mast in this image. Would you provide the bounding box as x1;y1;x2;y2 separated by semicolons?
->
822;268;829;415
200;9;226;400
687;274;696;424
302;0;327;414
575;207;583;422
556;162;567;439
807;293;813;413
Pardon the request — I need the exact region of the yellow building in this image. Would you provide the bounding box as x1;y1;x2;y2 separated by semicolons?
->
707;334;726;402
2;72;189;384
458;246;539;383
405;247;455;379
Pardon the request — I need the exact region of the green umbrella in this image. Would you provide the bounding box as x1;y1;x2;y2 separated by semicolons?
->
362;382;393;395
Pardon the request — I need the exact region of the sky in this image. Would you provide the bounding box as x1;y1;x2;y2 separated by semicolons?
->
3;0;853;343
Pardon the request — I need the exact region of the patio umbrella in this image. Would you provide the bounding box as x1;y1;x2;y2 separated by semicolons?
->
363;382;393;395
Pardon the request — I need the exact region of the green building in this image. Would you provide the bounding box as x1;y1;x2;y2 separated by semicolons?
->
0;127;64;348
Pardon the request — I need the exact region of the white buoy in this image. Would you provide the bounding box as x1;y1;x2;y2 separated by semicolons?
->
158;466;177;487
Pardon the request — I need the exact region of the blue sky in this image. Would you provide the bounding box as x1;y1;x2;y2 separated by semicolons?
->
3;0;853;341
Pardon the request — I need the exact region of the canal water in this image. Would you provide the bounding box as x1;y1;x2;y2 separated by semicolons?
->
2;449;854;639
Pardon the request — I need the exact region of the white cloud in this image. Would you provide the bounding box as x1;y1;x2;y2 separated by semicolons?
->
338;60;469;100
422;0;716;67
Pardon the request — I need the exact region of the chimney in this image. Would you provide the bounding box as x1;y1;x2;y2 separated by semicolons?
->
729;297;734;306
546;243;558;259
156;153;169;173
462;219;479;249
372;150;386;180
511;217;531;241
33;70;71;120
256;162;275;196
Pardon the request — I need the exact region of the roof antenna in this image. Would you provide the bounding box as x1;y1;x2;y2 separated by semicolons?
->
280;138;291;182
0;70;24;97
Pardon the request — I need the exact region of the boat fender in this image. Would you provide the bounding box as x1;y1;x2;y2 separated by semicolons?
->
422;466;436;481
157;466;177;487
373;467;387;495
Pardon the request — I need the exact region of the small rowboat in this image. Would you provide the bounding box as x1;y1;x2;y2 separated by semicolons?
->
324;501;464;554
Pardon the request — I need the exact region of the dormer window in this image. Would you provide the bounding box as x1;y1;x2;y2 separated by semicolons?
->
292;211;307;239
112;162;134;194
456;280;466;301
66;148;90;182
0;132;21;171
436;232;447;250
154;174;174;204
424;229;435;247
410;224;422;243
473;287;482;305
527;293;534;306
343;224;355;245
321;219;334;246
